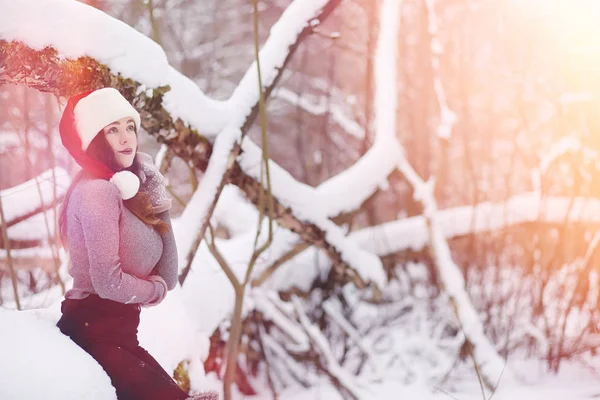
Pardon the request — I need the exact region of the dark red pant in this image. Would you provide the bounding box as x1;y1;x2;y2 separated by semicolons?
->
57;294;189;400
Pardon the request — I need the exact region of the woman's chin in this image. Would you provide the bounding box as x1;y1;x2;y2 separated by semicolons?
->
116;156;135;169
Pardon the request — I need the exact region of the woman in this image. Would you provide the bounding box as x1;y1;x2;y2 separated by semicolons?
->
55;88;217;400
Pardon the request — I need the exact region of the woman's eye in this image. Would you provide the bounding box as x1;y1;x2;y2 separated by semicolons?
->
107;127;118;134
127;125;135;131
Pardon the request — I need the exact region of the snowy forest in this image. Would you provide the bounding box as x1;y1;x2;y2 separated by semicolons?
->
1;0;600;399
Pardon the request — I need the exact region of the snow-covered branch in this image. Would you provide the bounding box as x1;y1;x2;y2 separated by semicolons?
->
0;0;229;133
292;295;366;400
178;0;387;289
374;0;504;389
261;332;317;387
322;300;381;376
252;289;310;351
234;143;386;288
350;192;600;256
424;0;457;139
1;168;70;227
273;87;364;139
222;189;600;297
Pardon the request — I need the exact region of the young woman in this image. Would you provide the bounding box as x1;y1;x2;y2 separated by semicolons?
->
55;88;217;400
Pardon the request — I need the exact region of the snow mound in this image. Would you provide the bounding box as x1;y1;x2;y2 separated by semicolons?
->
0;308;116;400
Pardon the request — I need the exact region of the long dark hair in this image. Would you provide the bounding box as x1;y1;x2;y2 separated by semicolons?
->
58;132;169;250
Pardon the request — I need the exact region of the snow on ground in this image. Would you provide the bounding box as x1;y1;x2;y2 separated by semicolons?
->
0;279;212;399
3;289;599;400
138;286;214;394
2;249;600;399
0;307;117;400
245;355;600;400
444;356;600;400
274;372;600;400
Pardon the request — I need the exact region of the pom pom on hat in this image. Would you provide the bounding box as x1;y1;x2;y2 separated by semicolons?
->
59;88;141;199
110;171;141;200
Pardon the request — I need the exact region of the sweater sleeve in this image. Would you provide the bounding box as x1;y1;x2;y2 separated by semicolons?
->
152;210;179;290
76;180;165;305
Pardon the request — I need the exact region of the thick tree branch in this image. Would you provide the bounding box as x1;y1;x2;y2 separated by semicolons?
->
0;40;214;169
231;166;365;287
0;0;371;291
178;0;347;285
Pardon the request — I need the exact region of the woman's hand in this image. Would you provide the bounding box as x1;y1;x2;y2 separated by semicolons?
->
143;275;169;307
132;152;172;214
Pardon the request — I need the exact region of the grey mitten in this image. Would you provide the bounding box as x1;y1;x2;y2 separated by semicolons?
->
187;391;219;400
133;152;173;214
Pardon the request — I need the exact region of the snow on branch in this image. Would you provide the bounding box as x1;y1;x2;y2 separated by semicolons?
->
350;192;600;256
232;0;407;290
178;0;347;280
0;0;229;134
240;190;600;294
177;0;387;289
291;295;367;400
322;300;381;376
235;142;386;288
261;332;317;387
424;0;457;139
1;0;166;86
0;39;215;173
373;0;505;389
228;0;343;132
209;0;420;289
297;0;411;218
313;138;400;217
252;289;310;351
1;168;70;227
273;87;365;139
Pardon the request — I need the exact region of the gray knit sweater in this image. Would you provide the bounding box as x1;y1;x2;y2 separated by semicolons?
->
64;173;178;307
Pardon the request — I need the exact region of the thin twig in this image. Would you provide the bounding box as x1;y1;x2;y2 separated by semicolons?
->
251;242;310;287
0;195;21;310
224;2;275;397
206;223;240;290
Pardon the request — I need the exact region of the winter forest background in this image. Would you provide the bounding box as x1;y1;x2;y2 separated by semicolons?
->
1;0;600;399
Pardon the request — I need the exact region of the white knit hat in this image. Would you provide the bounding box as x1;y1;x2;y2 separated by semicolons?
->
74;87;141;151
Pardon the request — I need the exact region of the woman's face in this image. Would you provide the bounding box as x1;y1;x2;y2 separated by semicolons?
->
101;117;138;169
